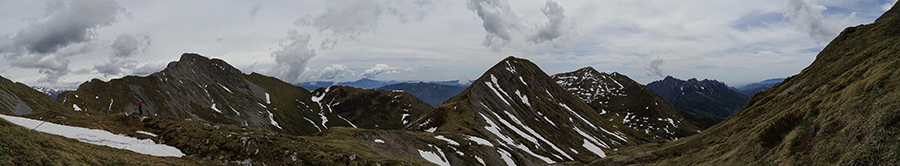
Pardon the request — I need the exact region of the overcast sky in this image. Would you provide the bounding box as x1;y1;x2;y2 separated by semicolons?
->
0;0;895;89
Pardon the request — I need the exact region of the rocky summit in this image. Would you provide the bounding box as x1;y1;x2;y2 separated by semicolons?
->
553;67;703;141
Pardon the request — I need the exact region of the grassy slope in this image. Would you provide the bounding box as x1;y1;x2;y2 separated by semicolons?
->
596;5;900;165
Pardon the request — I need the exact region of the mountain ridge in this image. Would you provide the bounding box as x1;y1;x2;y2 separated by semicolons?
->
552;67;703;141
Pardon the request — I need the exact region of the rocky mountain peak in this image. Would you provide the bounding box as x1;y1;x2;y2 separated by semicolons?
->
155;53;246;86
406;56;637;165
553;68;703;141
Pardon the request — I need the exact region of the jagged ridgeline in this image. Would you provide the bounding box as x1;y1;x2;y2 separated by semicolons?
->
403;56;637;165
602;3;900;165
57;53;431;136
646;76;748;127
552;67;703;141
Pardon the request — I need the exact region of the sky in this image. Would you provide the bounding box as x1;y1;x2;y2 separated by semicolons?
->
0;0;895;89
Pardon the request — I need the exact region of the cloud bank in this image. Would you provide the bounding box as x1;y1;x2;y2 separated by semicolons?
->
0;0;124;83
361;64;402;78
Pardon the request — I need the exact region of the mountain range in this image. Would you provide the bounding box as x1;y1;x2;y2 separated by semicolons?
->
2;4;899;165
296;78;472;91
646;76;749;127
55;53;431;136
736;78;786;97
552;67;703;141
376;82;467;107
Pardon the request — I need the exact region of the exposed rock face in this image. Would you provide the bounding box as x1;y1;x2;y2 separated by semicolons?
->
553;67;703;141
57;53;430;136
403;56;637;165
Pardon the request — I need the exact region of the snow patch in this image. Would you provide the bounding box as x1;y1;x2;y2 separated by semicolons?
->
211;103;222;113
219;83;233;93
266;109;282;129
0;114;184;157
582;139;607;157
498;149;517;166
434;135;459;146
375;139;385;143
425;127;437;132
418;145;451;166
465;135;494;147
136;131;157;137
303;117;321;132
264;92;271;104
73;104;82;111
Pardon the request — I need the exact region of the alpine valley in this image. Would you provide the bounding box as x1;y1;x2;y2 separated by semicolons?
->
1;2;899;166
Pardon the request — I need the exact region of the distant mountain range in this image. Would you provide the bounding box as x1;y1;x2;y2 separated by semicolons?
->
735;78;785;96
296;78;472;91
30;86;68;99
376;82;467;107
646;76;748;127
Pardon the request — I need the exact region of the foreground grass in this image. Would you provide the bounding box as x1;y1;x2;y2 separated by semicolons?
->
0;117;209;166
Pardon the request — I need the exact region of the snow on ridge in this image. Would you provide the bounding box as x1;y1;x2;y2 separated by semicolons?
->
303;117;321;132
266;109;282;129
418;144;451;166
434;135;460;146
465;135;495;147
336;114;357;128
0;114;184;157
498;149;517;166
502;111;572;160
211;103;222;113
219;83;233;93
582;139;607;157
484;74;512;106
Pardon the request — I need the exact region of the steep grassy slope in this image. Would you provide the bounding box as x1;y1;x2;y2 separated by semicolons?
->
553;67;703;141
598;3;900;165
0;117;210;166
311;86;433;130
377;82;467;107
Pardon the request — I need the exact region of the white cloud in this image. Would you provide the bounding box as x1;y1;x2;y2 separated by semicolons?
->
268;29;317;84
784;0;852;43
361;63;401;78
529;0;580;48
644;57;664;78
0;0;124;84
94;33;153;77
302;64;356;81
467;0;524;52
